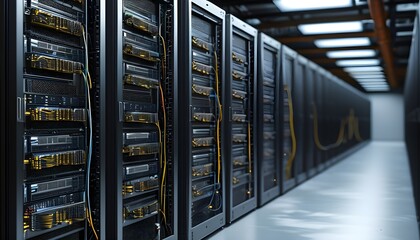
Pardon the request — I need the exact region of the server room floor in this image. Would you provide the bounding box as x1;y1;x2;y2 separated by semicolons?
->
209;141;420;240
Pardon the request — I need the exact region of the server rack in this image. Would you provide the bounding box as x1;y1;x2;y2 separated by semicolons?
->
257;33;282;206
224;14;258;223
178;0;226;239
6;0;89;239
294;56;308;183
102;0;177;239
304;62;318;178
281;45;297;192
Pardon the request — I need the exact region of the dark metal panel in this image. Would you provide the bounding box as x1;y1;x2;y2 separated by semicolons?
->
0;0;5;238
256;33;281;206
99;0;107;238
177;0;192;238
105;0;124;239
6;0;24;238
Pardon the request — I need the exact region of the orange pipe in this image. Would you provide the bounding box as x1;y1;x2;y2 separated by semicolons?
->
367;0;399;88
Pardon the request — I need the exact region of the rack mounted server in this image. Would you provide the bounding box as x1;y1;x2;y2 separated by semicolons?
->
100;0;178;239
178;0;226;239
257;33;282;206
2;0;373;239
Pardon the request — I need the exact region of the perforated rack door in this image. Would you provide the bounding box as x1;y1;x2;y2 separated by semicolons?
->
304;62;318;178
257;33;282;207
281;45;298;193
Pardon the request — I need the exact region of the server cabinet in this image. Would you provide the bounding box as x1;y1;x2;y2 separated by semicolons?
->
5;0;89;239
304;62;318;178
224;14;258;223
178;0;226;239
405;13;420;218
294;56;308;183
281;45;297;192
257;33;281;206
102;0;177;239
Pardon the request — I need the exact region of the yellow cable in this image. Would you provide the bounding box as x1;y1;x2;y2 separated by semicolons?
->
284;86;297;180
312;103;347;151
159;29;168;216
347;109;355;141
82;26;98;239
213;51;222;184
159;209;169;232
354;116;363;142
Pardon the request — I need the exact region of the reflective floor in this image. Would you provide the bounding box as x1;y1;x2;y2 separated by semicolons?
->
209;142;419;240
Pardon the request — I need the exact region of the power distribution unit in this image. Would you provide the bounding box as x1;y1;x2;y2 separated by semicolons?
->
178;0;226;239
224;14;258;223
281;45;298;192
99;0;178;239
257;33;282;206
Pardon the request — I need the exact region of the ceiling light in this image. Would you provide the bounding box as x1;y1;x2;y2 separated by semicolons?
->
396;3;418;12
336;59;380;67
356;79;387;83
363;84;389;88
397;31;413;37
364;88;390;92
355;0;367;6
273;0;352;12
363;86;390;90
298;21;363;35
352;74;385;79
363;87;389;91
327;50;376;58
246;18;261;25
359;82;389;86
350;71;384;75
344;66;383;72
314;37;370;48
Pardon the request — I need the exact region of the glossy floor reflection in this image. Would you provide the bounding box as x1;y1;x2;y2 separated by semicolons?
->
209;142;419;240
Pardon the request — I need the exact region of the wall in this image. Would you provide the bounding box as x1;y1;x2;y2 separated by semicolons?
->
369;93;404;141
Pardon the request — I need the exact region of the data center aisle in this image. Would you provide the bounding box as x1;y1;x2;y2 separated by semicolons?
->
209;142;419;240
